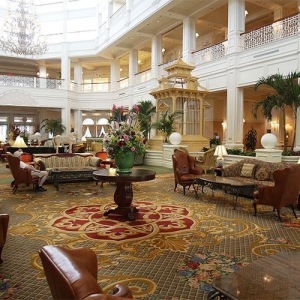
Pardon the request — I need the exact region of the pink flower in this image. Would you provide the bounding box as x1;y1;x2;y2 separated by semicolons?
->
112;104;116;114
120;106;124;115
133;104;139;113
123;134;129;142
131;147;135;151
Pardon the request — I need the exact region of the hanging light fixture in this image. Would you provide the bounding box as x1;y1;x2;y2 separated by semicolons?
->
0;0;48;57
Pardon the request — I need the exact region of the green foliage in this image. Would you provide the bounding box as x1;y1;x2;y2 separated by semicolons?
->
136;100;156;140
282;150;300;156
244;127;257;151
40;118;66;135
226;148;256;156
209;138;220;147
201;147;210;152
152;110;183;142
253;71;300;151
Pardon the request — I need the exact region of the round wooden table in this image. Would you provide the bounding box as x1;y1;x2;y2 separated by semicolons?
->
93;168;156;221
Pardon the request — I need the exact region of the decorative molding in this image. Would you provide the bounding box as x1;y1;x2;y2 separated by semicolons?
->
0;89;37;106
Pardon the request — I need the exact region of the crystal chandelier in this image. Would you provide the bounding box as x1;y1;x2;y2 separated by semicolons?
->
0;0;48;57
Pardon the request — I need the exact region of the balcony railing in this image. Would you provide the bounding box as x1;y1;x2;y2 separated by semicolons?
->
110;4;126;25
241;13;298;50
81;82;110;93
134;69;152;84
193;41;227;65
0;14;298;94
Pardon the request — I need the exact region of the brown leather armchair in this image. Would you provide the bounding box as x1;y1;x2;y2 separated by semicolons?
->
0;214;9;263
39;245;134;300
7;154;39;193
172;149;204;195
253;165;300;221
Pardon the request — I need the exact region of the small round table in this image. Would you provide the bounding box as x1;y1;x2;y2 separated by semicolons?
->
93;168;156;221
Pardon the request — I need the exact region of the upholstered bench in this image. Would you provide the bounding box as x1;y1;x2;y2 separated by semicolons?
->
33;153;102;182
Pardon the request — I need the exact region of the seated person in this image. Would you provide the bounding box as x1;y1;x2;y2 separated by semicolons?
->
14;149;48;192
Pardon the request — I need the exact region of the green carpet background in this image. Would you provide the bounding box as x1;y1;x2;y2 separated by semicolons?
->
1;162;300;299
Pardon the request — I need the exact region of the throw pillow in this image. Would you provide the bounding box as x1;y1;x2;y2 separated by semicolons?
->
240;163;256;178
255;167;270;181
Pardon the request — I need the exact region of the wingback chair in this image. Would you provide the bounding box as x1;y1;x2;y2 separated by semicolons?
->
7;154;39;193
195;148;216;173
172;149;204;195
253;165;300;221
39;245;134;300
0;214;9;263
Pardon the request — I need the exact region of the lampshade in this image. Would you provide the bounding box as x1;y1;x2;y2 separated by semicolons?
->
13;136;28;147
96;118;109;125
82;118;94;125
297;158;300;164
214;145;227;167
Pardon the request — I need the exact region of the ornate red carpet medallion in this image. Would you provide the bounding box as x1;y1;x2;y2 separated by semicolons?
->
50;201;196;242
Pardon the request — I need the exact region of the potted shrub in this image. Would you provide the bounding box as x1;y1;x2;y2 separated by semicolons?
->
152;110;183;143
40;118;66;136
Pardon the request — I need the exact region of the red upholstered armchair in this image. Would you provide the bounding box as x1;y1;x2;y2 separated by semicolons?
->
253;165;300;221
0;214;9;263
172;149;204;195
39;245;134;300
7;154;39;193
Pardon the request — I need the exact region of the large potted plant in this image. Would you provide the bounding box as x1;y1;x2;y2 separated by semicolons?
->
152;110;183;143
136;100;156;140
40;118;66;136
103;105;147;173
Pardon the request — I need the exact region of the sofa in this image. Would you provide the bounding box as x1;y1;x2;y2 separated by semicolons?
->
221;158;297;196
33;153;102;182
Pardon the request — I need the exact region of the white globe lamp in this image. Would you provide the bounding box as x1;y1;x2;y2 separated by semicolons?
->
261;133;277;149
169;132;182;145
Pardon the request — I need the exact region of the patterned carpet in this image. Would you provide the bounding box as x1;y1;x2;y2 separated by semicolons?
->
1;163;300;299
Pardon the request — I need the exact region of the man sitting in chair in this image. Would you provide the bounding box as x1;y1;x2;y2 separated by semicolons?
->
14;149;48;192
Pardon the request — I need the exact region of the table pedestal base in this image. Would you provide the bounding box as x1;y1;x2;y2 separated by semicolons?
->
104;182;138;221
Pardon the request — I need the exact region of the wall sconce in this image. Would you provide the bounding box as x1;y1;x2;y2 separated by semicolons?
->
162;48;166;53
221;122;227;131
195;33;199;38
270;120;278;131
37;72;49;78
245;10;248;17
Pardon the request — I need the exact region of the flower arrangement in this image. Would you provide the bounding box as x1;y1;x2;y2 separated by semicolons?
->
102;104;147;158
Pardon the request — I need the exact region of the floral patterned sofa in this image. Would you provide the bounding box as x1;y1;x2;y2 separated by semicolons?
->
33;153;102;182
221;158;296;196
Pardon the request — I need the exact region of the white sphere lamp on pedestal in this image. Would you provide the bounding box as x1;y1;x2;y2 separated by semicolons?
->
261;133;277;149
169;132;182;145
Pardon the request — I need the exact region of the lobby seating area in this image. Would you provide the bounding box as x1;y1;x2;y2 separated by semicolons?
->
33;153;102;182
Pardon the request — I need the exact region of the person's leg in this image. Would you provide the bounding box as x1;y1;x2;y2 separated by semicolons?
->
38;171;48;186
31;171;48;191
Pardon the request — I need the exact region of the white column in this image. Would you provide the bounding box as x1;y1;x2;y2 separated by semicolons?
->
129;49;138;85
182;17;196;65
294;107;300;151
38;65;47;88
227;0;245;54
61;44;70;89
125;0;132;26
61;106;70;136
225;82;244;149
74;110;82;138
74;63;82;92
107;0;113;28
151;35;162;79
110;59;120;91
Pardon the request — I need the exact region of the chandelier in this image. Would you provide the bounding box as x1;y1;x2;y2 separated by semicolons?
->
0;0;48;57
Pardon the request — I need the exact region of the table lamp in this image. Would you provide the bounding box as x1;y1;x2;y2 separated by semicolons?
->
214;145;227;167
13;136;28;147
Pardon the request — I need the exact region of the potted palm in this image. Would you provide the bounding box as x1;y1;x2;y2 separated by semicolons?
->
40;118;66;136
152;110;183;143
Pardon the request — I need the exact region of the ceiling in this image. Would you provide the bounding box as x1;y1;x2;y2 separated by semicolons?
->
0;0;297;97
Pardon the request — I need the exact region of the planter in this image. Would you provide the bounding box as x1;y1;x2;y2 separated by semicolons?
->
281;156;300;163
115;151;135;173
